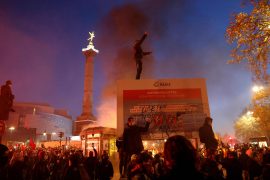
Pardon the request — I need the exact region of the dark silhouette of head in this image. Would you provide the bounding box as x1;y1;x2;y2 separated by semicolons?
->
102;152;109;161
5;80;12;86
89;151;94;157
204;117;213;125
127;116;135;126
164;135;198;172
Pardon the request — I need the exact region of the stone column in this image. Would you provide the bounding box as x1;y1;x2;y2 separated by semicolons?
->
74;32;99;135
80;49;97;119
74;49;97;135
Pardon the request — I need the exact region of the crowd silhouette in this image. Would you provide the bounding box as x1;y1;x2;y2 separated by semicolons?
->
0;135;269;180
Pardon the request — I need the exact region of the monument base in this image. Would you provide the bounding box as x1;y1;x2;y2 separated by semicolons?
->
73;115;96;135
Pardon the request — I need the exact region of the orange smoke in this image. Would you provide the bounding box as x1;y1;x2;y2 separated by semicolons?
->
96;97;117;128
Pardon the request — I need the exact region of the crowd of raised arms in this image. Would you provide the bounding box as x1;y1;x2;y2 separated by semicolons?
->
0;136;269;180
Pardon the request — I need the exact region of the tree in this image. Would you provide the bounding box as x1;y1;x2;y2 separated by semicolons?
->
226;0;270;82
252;85;270;140
253;103;270;139
234;110;262;142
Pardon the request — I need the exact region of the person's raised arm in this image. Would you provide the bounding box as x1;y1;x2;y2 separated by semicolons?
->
136;32;148;46
139;118;151;132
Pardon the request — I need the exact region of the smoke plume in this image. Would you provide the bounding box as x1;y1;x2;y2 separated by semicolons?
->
95;1;189;128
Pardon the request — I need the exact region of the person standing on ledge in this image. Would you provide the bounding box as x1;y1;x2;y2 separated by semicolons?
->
199;117;218;156
134;32;152;80
122;116;151;176
0;80;15;120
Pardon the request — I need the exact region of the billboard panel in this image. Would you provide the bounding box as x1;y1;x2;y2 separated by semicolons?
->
117;79;210;138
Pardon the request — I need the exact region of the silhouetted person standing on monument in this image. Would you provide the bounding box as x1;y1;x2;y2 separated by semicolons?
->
0;80;15;120
134;32;152;80
199;117;218;155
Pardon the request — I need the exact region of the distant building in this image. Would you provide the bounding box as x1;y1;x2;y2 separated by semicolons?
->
3;102;73;143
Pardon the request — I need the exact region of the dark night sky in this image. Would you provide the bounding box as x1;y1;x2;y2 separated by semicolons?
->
0;0;253;136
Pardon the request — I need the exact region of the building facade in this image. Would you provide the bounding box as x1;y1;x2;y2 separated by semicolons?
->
3;102;73;144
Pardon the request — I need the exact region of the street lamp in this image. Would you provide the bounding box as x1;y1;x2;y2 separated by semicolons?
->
247;111;254;116
9;126;15;143
9;126;15;131
252;85;264;93
43;131;47;141
252;85;267;102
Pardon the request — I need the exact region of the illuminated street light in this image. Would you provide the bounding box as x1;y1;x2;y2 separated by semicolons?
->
247;111;253;116
9;126;15;131
252;84;270;102
52;132;56;135
43;132;47;136
252;85;264;93
9;126;15;142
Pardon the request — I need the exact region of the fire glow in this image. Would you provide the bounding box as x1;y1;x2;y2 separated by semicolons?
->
96;98;117;128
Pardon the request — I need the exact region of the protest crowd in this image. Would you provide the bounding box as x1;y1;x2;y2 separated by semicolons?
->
0;136;269;180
